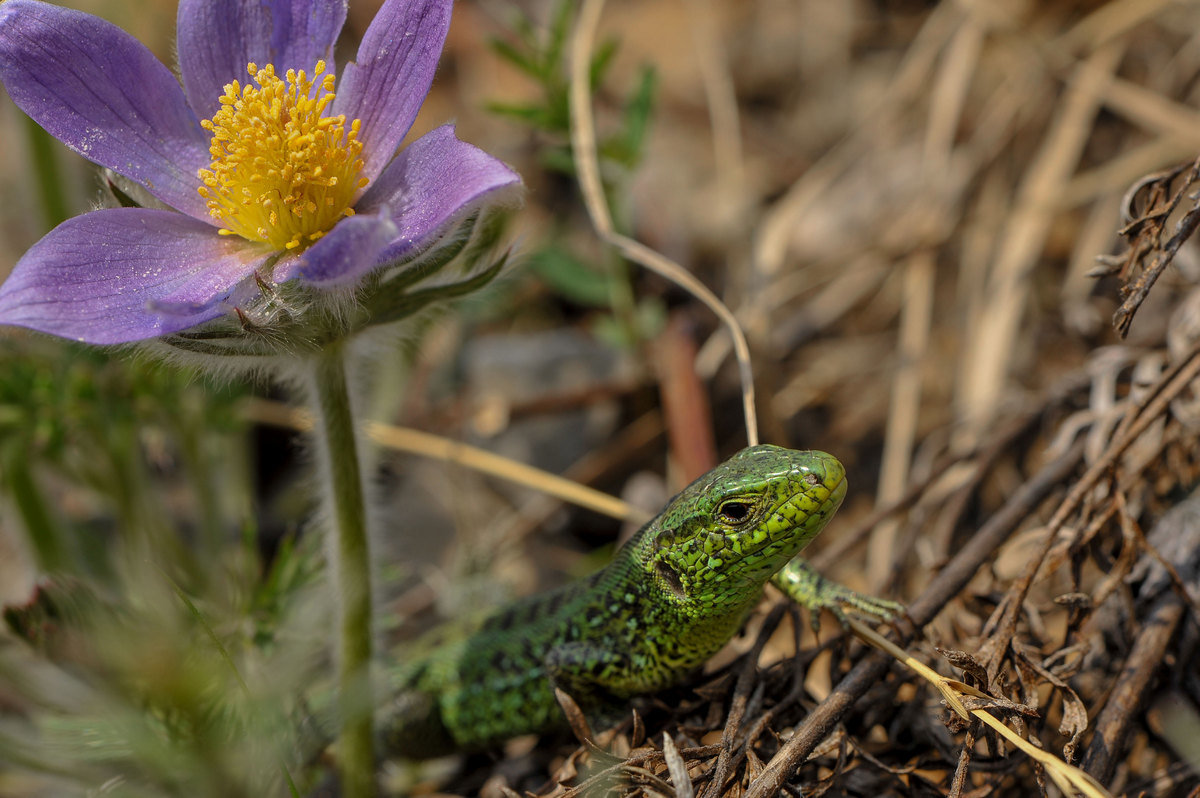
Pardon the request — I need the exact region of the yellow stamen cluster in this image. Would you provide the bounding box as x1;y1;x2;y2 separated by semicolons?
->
197;61;369;251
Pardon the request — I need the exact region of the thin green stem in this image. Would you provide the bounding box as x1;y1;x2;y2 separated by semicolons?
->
6;457;66;571
22;112;69;230
176;419;225;560
307;343;375;798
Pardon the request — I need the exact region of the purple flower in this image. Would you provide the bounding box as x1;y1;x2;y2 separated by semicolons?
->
0;0;520;345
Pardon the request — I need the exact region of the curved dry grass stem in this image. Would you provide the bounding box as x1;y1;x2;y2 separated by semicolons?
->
364;422;647;523
242;398;646;524
569;0;759;447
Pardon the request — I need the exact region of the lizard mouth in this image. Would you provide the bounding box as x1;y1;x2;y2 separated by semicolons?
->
825;473;848;509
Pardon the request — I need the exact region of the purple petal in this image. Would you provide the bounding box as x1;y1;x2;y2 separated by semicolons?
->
277;210;399;286
356;125;521;265
0;208;266;344
0;0;212;220
178;0;348;121
332;0;451;184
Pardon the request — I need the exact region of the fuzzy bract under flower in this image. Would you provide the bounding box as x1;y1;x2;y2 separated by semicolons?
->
0;0;520;344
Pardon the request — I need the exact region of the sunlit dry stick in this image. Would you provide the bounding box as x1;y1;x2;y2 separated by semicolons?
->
241;398;649;525
1059;0;1180;52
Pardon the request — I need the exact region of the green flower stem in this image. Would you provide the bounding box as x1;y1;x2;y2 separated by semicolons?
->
6;456;65;571
22;111;69;230
308;343;375;798
176;419;225;561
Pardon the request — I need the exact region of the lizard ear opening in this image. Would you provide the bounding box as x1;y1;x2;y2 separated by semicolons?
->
655;560;687;600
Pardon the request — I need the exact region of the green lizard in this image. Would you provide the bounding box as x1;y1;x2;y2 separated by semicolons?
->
381;445;902;758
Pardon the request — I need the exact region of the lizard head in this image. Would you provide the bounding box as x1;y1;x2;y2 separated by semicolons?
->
642;445;847;614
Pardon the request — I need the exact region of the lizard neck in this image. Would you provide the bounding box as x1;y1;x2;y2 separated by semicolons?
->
573;518;759;693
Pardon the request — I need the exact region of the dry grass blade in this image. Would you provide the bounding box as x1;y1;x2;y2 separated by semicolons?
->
847;620;1112;798
957;41;1124;437
846;619;971;721
971;710;1110;798
556;687;595;748
870;252;934;585
661;732;695;798
240;398;646;524
1058;0;1179;50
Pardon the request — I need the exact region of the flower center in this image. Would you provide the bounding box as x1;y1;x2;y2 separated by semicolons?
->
197;61;368;251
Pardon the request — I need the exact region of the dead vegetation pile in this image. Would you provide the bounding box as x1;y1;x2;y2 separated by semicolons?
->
420;0;1200;795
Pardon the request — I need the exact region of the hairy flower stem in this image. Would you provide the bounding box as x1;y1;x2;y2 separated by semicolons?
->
308;343;375;798
22;111;69;229
6;457;65;570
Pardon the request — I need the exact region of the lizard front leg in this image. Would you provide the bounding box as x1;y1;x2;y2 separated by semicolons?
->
771;557;904;629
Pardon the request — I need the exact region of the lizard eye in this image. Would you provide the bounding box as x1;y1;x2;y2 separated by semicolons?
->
717;500;753;524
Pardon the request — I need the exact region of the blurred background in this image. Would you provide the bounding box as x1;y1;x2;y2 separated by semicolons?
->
2;0;1200;795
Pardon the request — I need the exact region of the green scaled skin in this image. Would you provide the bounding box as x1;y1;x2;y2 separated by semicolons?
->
382;445;899;758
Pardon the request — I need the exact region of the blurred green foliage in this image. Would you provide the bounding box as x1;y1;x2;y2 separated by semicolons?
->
0;338;245;572
0;338;329;796
487;0;657;176
488;0;665;349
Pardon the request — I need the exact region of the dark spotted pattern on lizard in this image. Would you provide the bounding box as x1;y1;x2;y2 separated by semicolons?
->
381;445;900;757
